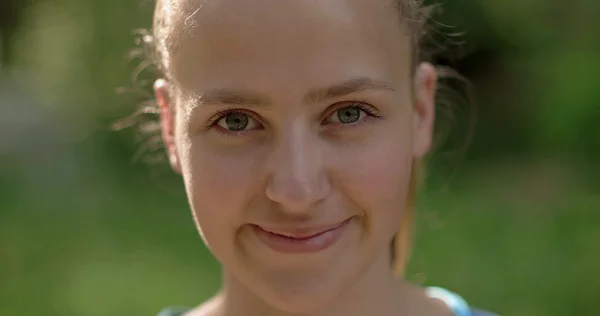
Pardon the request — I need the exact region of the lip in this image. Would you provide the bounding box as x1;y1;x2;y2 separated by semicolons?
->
251;218;352;254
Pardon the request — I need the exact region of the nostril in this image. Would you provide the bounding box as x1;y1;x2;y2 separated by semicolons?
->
265;173;331;211
264;132;330;211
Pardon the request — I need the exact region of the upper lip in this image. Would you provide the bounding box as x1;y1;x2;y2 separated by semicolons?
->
252;218;352;239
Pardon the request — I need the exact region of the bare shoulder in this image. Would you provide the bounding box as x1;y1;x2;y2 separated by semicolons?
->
158;295;222;316
183;296;223;316
397;282;454;316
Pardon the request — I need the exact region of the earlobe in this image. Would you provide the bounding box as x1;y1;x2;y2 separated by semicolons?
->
412;62;437;159
154;79;182;174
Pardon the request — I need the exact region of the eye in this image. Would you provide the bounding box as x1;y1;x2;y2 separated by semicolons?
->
215;111;260;132
332;106;363;124
326;103;376;125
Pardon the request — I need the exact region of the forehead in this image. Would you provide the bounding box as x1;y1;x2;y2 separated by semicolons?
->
161;0;412;96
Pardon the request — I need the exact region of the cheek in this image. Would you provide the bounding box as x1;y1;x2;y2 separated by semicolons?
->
332;132;413;232
178;136;265;250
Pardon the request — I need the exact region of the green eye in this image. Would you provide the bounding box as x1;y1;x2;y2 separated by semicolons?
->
220;112;250;131
337;106;361;123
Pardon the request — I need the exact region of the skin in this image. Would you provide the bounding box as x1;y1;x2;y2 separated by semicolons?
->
153;0;449;315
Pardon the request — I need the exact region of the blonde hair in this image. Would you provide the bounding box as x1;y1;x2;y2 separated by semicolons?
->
393;161;419;277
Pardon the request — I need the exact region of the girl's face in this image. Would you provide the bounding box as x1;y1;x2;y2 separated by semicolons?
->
156;0;436;312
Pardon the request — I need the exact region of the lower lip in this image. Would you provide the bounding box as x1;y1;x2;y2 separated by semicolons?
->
252;219;351;254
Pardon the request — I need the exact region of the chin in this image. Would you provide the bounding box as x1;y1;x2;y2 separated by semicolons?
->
250;264;356;314
262;284;339;314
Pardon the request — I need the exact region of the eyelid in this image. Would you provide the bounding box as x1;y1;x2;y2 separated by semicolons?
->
205;108;260;128
202;108;266;139
322;101;382;123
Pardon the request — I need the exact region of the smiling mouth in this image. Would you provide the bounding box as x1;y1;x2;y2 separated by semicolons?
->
260;220;349;239
251;218;353;254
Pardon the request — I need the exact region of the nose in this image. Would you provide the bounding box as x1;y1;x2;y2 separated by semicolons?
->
265;124;331;213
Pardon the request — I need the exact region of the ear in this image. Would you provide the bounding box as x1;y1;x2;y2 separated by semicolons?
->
154;79;182;174
412;62;437;159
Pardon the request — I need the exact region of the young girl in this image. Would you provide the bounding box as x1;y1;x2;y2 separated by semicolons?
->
133;0;497;315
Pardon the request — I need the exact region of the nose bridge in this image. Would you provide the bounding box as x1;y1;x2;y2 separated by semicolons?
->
265;122;329;211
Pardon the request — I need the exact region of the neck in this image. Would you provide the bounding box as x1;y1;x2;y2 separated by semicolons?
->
216;249;414;316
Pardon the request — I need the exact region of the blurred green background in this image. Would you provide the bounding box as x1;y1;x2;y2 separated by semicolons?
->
1;0;599;315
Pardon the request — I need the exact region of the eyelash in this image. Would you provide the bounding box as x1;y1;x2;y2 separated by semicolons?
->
323;101;383;127
205;108;259;137
204;102;382;136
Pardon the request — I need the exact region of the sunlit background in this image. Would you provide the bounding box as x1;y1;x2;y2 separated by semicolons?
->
1;0;599;315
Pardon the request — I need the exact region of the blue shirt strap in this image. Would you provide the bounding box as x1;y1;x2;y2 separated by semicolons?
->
425;286;471;316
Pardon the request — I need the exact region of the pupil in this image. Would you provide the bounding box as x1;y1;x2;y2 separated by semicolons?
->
225;113;249;131
338;107;360;123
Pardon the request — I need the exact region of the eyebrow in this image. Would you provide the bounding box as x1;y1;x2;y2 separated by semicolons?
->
194;77;395;107
194;89;266;107
304;77;396;104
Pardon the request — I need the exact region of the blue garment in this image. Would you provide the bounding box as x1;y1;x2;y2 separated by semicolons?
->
158;287;498;316
425;287;498;316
